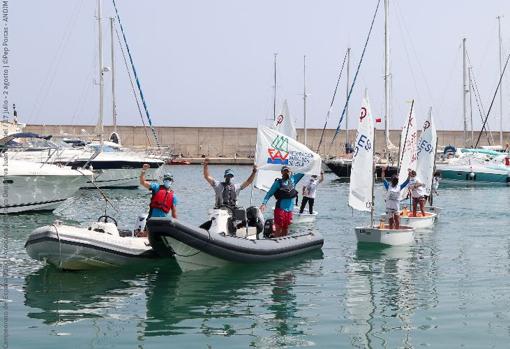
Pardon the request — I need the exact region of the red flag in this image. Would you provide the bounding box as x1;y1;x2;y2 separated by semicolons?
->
375;117;382;123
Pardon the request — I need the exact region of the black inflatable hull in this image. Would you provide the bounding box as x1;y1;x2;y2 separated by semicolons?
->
147;217;324;271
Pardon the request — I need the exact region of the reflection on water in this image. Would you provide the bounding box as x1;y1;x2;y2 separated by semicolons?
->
24;265;152;325
345;245;422;348
23;251;323;346
143;251;322;340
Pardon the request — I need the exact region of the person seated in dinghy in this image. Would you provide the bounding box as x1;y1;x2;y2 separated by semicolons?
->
381;167;410;229
203;158;257;209
260;166;305;237
409;170;427;217
140;164;178;221
299;171;324;214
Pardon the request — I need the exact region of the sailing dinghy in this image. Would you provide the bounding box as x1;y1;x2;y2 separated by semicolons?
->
350;93;414;246
398;107;437;228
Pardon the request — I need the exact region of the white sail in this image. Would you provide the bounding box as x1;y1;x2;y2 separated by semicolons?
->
416;110;437;195
273;100;297;140
254;125;321;191
348;94;374;212
255;101;298;191
398;106;418;200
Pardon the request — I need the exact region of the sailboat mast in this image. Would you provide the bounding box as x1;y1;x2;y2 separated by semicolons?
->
371;121;376;227
384;0;390;156
97;0;104;146
303;55;307;146
430;107;438;206
497;16;503;146
468;66;474;147
273;53;278;121
462;38;469;148
346;48;351;149
110;17;117;135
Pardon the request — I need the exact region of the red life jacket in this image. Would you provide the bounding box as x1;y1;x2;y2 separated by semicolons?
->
150;186;174;213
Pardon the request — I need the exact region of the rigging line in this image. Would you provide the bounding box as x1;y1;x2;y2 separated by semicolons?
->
29;0;86;122
328;0;382;152
475;53;510;147
435;43;462;117
399;100;415;167
394;1;433;103
466;53;494;143
467;52;495;142
469;72;490;144
114;25;152;147
111;0;161;149
316;48;349;153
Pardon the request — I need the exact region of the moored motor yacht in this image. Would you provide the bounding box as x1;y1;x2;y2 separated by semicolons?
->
0;157;92;213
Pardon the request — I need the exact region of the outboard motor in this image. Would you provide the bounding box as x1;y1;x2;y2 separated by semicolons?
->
263;219;275;238
246;206;264;234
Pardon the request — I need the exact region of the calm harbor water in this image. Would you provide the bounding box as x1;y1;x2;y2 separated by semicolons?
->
3;165;510;348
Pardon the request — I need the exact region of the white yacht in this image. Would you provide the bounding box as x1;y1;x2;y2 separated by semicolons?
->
0;157;92;213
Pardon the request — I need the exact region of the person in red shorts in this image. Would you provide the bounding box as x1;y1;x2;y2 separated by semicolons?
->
260;166;304;237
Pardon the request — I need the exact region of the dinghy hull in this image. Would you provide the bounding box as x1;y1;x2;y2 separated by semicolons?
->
25;225;158;270
147;217;324;272
355;225;414;246
399;212;438;229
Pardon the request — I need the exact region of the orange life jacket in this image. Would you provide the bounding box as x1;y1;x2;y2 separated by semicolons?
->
150;186;174;213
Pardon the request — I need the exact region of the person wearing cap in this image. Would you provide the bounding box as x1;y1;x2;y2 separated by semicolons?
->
260;166;304;237
381;166;409;229
203;158;257;208
140;163;178;219
299;171;324;214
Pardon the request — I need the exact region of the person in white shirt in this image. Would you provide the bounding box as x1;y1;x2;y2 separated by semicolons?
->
298;171;324;214
409;170;427;217
382;167;410;229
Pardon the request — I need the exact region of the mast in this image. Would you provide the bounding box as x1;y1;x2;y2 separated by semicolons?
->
110;17;117;135
468;66;474;147
371;117;376;227
384;0;390;156
303;55;308;146
346;48;351;150
273;53;278;121
462;38;469;148
428;107;438;205
497;16;503;146
97;0;104;146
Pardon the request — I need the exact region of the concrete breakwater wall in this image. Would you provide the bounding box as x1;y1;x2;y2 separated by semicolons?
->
25;124;510;157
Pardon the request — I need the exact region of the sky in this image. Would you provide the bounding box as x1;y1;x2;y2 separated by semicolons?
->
9;0;510;132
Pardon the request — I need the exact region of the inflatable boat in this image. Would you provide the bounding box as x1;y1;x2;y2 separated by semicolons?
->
147;206;324;272
25;215;159;270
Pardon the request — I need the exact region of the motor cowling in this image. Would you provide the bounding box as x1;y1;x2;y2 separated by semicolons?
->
246;206;264;234
263;218;275;238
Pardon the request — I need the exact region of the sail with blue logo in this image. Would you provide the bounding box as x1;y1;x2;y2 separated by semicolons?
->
348;93;374;212
254;125;321;192
416;109;437;195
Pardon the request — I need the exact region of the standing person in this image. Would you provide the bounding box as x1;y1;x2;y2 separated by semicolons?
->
428;170;441;205
381;167;409;229
409;170;427;217
140;163;178;219
260;166;304;237
299;171;324;214
203;158;257;209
